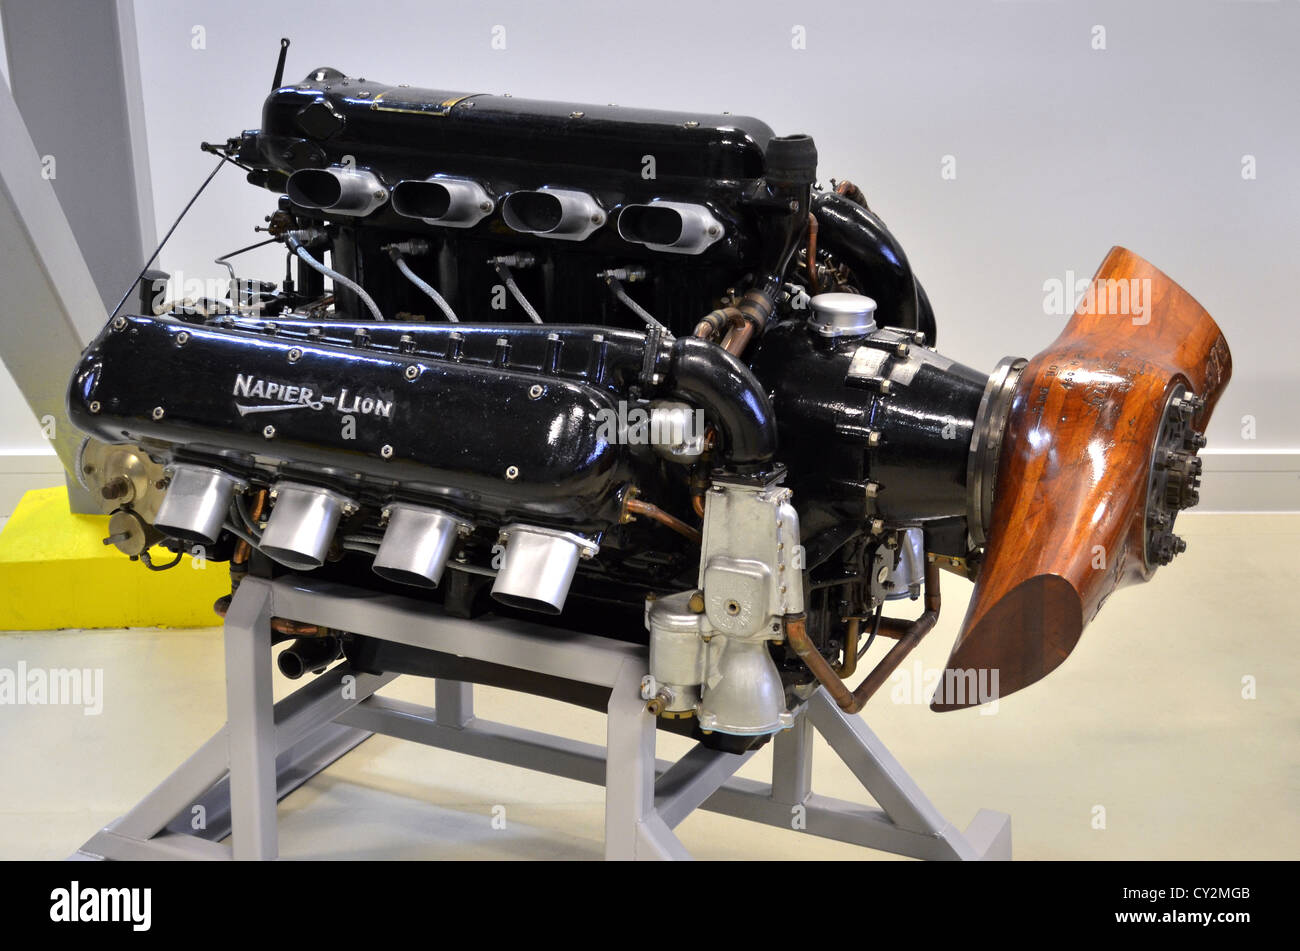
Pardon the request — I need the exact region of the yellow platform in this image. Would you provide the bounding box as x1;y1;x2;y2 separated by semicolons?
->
0;486;228;630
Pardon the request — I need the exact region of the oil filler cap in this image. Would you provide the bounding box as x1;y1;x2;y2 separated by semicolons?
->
809;292;877;339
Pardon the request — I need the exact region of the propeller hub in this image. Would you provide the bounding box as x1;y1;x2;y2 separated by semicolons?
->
1143;385;1207;568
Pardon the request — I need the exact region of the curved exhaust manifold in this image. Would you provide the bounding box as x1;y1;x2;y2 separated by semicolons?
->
501;188;605;241
617;200;724;255
391;176;493;228
286;165;388;217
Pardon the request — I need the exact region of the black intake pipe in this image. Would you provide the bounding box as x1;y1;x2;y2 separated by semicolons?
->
661;335;777;468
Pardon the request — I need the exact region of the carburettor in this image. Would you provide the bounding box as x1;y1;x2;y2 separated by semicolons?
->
646;476;804;735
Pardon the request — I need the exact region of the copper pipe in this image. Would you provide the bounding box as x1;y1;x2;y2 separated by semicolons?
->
805;212;820;292
232;488;268;566
721;288;775;357
834;179;869;208
693;305;743;342
870;619;908;640
212;594;321;637
688;434;715;520
838;615;907;641
721;319;755;356
787;560;941;713
835;617;860;677
624;497;703;544
876;616;915;638
271;617;324;637
787;614;856;711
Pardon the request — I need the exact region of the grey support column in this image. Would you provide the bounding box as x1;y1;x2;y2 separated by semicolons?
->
222;577;278;860
2;0;156;310
0;0;156;511
0;73;106;492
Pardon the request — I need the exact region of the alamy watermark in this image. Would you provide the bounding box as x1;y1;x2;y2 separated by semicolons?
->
0;662;103;715
1043;270;1153;325
149;270;261;315
889;660;1000;714
50;882;150;931
594;401;706;447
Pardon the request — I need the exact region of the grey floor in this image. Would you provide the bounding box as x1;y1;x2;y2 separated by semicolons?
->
0;511;1296;860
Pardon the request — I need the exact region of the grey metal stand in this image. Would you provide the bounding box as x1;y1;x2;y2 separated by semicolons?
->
72;576;1011;861
1;2;157;513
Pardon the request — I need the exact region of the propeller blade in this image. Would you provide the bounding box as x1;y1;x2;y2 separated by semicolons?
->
932;247;1232;711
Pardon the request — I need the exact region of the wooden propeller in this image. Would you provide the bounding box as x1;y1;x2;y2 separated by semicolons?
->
931;247;1232;711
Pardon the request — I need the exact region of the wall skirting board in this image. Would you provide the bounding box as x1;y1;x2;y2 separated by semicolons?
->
0;452;62;518
0;449;1296;521
1195;450;1300;513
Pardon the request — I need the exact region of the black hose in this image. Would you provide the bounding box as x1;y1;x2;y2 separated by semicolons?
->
859;601;883;659
914;280;937;347
278;636;341;680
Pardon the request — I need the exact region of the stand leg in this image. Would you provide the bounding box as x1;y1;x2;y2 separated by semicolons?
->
806;690;948;835
604;660;654;858
223;578;278;860
435;679;474;728
771;704;814;806
604;660;689;859
805;689;1009;858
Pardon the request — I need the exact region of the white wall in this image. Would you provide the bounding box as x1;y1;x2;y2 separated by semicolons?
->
3;0;1298;502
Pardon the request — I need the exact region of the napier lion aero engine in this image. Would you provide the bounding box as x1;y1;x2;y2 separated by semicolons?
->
67;67;1232;747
